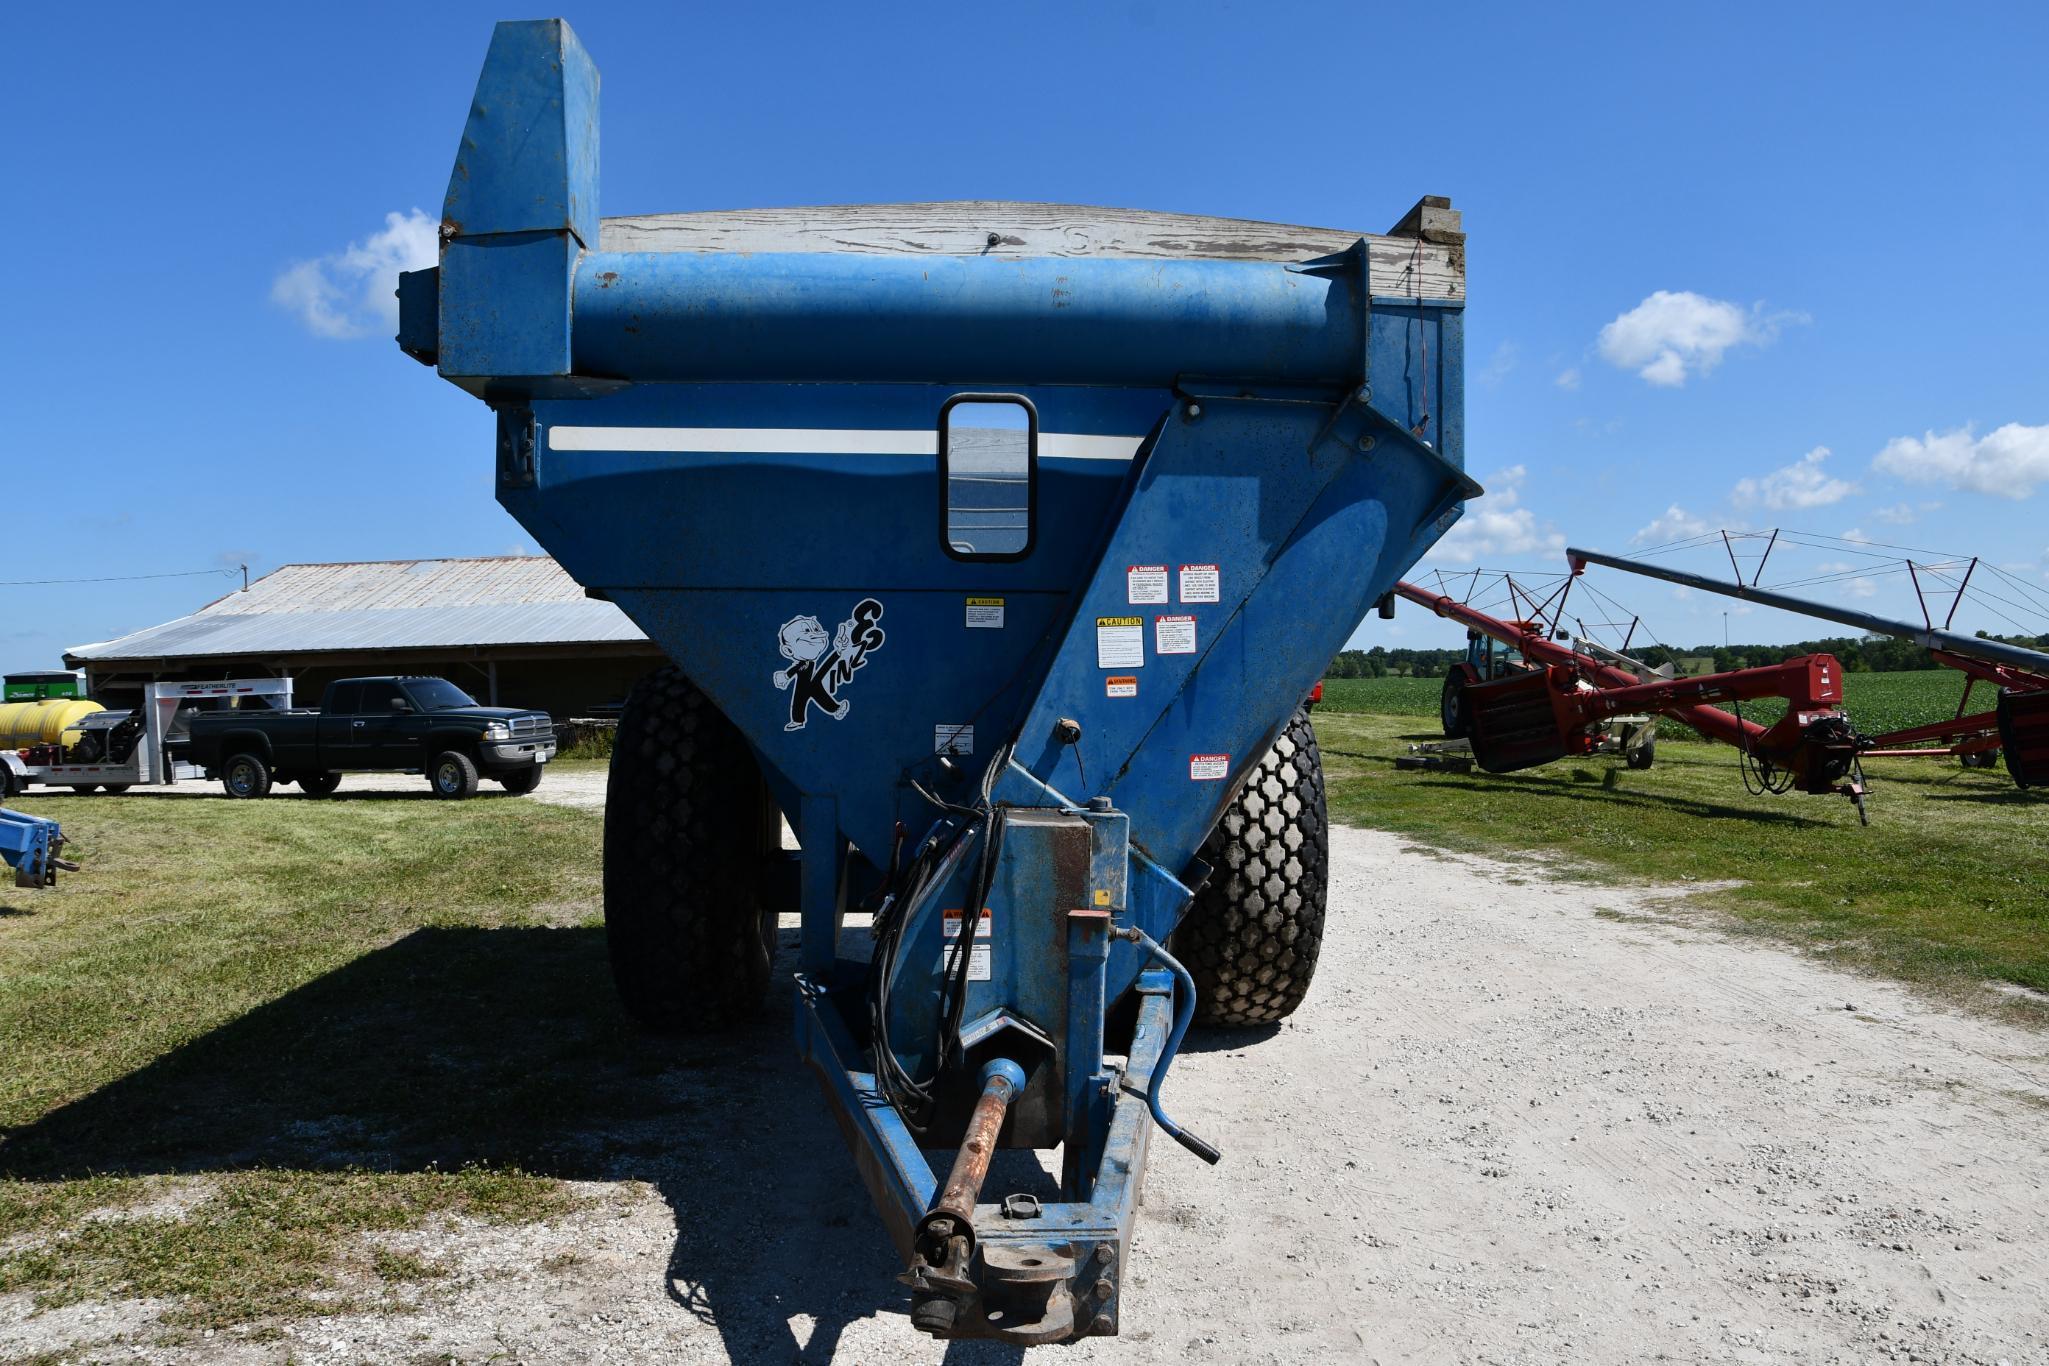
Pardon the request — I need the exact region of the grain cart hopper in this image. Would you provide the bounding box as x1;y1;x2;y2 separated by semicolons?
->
398;20;1477;1343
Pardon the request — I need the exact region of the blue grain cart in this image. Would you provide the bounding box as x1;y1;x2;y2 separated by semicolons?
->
400;20;1478;1343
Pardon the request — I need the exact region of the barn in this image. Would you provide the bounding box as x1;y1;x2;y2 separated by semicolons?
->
64;557;663;720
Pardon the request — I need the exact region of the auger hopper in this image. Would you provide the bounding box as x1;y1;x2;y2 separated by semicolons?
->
399;20;1477;1343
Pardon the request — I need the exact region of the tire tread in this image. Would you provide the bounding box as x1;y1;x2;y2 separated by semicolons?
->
604;666;772;1032
1172;709;1330;1027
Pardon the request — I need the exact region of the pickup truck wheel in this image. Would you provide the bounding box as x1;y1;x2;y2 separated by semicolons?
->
221;754;271;799
300;772;342;797
499;765;544;796
604;665;774;1032
429;751;480;800
1172;708;1329;1028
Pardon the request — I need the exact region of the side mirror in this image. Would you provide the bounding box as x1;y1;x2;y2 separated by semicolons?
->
391;699;415;713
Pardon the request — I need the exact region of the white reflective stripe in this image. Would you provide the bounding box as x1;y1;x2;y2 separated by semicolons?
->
546;426;1143;461
1042;432;1145;461
550;426;934;454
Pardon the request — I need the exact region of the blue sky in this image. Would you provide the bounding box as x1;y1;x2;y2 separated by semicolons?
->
5;2;2046;672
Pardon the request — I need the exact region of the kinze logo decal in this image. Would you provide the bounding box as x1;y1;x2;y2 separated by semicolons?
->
773;598;886;731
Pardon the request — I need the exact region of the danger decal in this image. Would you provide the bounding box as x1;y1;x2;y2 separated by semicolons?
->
1189;753;1230;781
1178;564;1220;603
772;598;886;731
1155;614;1197;655
1126;565;1169;604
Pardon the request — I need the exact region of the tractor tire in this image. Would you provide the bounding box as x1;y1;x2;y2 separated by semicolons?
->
1441;671;1470;738
603;665;775;1032
429;751;480;800
221;754;271;799
300;772;342;797
499;765;544;796
1174;707;1329;1027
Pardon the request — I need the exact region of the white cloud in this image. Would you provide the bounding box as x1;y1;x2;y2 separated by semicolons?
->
1596;290;1800;387
1631;503;1711;545
1845;577;1878;599
1478;340;1520;388
271;208;438;339
1871;422;2049;499
1731;446;1857;511
1426;465;1565;565
1869;501;1920;525
1554;366;1581;391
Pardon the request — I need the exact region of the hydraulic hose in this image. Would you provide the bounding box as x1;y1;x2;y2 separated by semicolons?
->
1114;925;1222;1165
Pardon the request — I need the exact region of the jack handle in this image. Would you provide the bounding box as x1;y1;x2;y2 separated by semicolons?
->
1111;925;1222;1165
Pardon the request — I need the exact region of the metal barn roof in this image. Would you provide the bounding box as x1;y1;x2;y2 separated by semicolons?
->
67;557;649;663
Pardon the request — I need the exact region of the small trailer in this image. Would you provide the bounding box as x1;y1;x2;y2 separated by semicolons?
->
0;678;294;798
398;20;1477;1343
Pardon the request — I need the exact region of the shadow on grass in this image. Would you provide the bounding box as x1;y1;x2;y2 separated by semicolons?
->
0;926;1019;1364
1921;789;2046;806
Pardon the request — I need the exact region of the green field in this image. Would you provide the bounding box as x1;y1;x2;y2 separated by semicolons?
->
1319;668;1978;735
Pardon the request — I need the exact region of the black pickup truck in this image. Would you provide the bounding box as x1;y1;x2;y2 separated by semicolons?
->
185;676;556;800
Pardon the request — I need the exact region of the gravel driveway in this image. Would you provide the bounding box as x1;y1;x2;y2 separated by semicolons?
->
15;817;2040;1364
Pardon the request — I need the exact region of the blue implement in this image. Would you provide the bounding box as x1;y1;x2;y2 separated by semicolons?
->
403;18;1477;1343
0;806;70;888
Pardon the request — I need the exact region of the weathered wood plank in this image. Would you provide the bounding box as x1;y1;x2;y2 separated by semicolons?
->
596;200;1465;301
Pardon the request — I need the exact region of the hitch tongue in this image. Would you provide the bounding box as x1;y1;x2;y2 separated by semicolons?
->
905;1057;1026;1334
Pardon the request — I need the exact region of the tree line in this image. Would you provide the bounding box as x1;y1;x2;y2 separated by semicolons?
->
1327;630;2049;680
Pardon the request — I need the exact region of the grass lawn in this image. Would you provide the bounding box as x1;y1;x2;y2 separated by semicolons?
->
0;787;628;1330
1314;709;2049;1005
